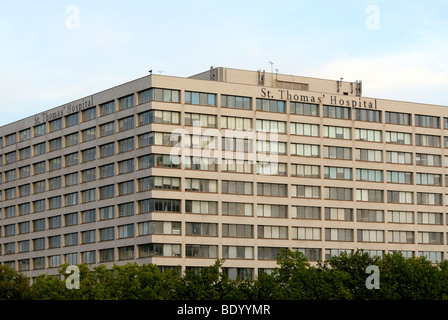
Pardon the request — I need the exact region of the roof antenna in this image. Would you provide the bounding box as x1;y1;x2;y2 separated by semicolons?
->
268;61;274;86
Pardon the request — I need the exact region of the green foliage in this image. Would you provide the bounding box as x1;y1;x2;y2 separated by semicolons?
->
3;249;448;300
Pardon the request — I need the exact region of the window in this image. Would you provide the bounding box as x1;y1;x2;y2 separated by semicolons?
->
387;171;413;184
185;200;218;215
325;228;354;241
222;246;254;260
5;133;17;146
387;191;413;204
221;116;251;130
119;94;134;110
388;210;414;224
118;224;134;239
292;206;321;219
118;116;134;132
118;159;134;174
83;107;97;121
256;119;286;133
118;181;134;196
49;138;62;151
185;91;217;106
185;244;217;258
221;94;251;110
418;212;443;225
292;227;321;240
388;231;414;243
99;163;115;178
257;225;288;239
100;122;115;137
34;123;46;137
19;128;31;142
118;137;134;153
140;110;181;126
49;216;61;229
139;176;180;191
118;202;134;217
49;118;62;132
100;227;115;241
355;128;382;142
65;212;78;226
82;127;96;142
323;125;351;140
326;208;353;221
290;143;320;157
99;142;115;158
415;114;440;128
418;232;443;244
291;185;321;199
33;142;46;156
323;105;351;119
290;122;319;136
99;249;114;263
184;156;217;171
356;148;382;162
415;134;441;147
356;169;383;182
417;192;442;205
256;140;286;154
139;199;181;213
386;151;412;165
222;202;253;217
257;183;287;197
5;151;16;164
291;164;320;178
186;222;218;236
257;204;287;218
100;101;115;116
290;102;319;116
256;161;286;175
385;111;411;125
356;189;384;202
258;247;285;260
19;166;31;179
221;180;253;195
222;137;252;153
222;224;253;238
99;206;114;220
416;173;442;186
325;166;353;180
355;109;381;122
416;153;441;166
81;189;96;203
48;176;62;190
99;185;114;200
385;131;412;145
65;113;79;127
256;98;286;113
138;154;179;169
34;161;46;175
65;152;78;167
222;159;254;174
65;233;78;246
185;178;217;193
138;221;181;235
324;187;353;201
357;230;384;242
139;243;181;258
49;196;62;209
324;146;352;160
82;148;96;162
65;132;79;147
138;88;180;104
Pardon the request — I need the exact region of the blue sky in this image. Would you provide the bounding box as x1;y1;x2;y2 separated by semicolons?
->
0;0;447;126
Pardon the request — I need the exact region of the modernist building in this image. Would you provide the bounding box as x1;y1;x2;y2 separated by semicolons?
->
1;66;448;280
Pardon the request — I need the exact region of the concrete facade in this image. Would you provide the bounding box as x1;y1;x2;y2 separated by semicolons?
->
1;66;448;279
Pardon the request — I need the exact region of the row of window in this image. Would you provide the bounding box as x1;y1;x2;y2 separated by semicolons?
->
2;84;448;150
4;246;446;274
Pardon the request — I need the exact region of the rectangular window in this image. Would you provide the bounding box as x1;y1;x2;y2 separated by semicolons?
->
100;122;115;137
34;123;46;137
185;91;217;106
81;189;96;203
185;178;217;193
387;191;414;204
222;202;253;217
418;212;443;225
118;137;134;153
138;88;180;104
291;185;321;199
291;164;320;178
385;131;412;145
386;171;413;184
257;225;288;239
186;222;218;237
221;116;251;130
34;142;46;156
357;230;384;242
83;107;97;122
257;183;287;197
82;168;96;183
100;101;115;116
99;142;115;158
417;192;442;205
388;210;414;224
325;228;354;241
99;163;115;178
65;152;78;167
49;119;62;132
324;146;352;160
49;137;62;152
221;94;251;110
356;189;384;202
324;187;353;201
415;134;441;147
388;231;414;243
385;111;411;125
292;227;321;240
356;148;383;162
416;173;442;186
82;127;96;142
323;105;351;119
355;109;381;122
82;148;96;162
325;166;353;180
118;116;134;132
386;151;412;165
356;168;383;182
257;204;287;218
119;94;135;110
221;180;253;195
289;122;319;137
416;153;441;166
65;113;79;127
222;224;253;238
292;206;321;220
415;114;440;128
185;200;218;215
256;119;287;133
323;125;351;140
99;185;115;200
255;98;286;113
326;208;353;221
65;132;79;147
290;102;319;116
355;128;382;142
290;143;320;157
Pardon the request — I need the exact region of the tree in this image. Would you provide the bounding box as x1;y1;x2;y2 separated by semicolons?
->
0;265;31;300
